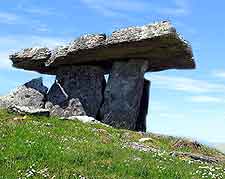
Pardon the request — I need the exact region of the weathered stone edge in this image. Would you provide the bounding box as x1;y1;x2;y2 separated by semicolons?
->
9;21;194;71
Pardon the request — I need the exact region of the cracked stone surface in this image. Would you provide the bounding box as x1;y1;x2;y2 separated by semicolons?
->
54;65;106;117
45;80;86;118
100;60;148;130
10;21;195;74
0;78;48;109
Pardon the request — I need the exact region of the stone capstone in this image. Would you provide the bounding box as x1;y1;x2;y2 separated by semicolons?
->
100;60;148;130
10;48;52;74
54;65;106;117
0;78;48;109
10;21;195;74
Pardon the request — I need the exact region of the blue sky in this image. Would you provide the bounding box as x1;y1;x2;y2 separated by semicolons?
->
0;0;225;144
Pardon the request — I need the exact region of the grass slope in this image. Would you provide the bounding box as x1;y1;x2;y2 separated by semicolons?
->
0;109;224;179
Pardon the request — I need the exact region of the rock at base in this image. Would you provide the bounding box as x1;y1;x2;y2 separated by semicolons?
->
55;65;106;117
0;78;48;109
100;60;148;130
45;81;86;118
8;105;50;116
136;79;150;132
65;116;99;123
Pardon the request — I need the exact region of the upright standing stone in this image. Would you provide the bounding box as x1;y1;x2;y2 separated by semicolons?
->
100;60;148;130
135;79;150;132
55;65;106;117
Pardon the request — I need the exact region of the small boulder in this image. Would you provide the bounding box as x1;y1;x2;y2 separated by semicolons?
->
139;138;153;143
66;116;98;123
173;139;202;150
9;105;49;116
0;78;48;109
45;81;86;117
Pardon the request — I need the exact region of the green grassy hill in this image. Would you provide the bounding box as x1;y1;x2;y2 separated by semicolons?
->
0;109;224;179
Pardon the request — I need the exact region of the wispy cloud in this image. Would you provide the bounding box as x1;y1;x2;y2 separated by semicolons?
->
0;52;11;69
22;7;57;16
0;35;68;49
0;8;52;33
80;0;191;18
189;96;224;103
0;12;24;25
150;74;225;93
158;0;190;16
212;70;225;78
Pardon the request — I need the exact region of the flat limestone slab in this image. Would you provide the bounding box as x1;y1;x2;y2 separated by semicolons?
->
10;21;195;74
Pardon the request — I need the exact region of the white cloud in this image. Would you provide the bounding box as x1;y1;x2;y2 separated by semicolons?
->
27;36;68;48
189;96;224;103
22;7;57;16
81;0;191;17
212;70;225;78
0;10;50;32
0;35;68;49
0;12;23;24
149;74;225;93
0;52;11;69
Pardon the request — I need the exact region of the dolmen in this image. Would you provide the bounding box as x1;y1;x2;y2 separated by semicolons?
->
1;21;195;131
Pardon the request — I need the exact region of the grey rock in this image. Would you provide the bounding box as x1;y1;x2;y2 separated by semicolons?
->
8;105;49;116
10;21;195;74
127;142;159;153
0;78;48;109
46;80;68;105
45;81;86;117
55;65;106;117
65;116;100;123
138;138;153;142
10;48;52;73
106;21;176;44
68;34;106;52
45;98;86;118
170;151;225;164
100;60;148;130
136;79;150;132
24;77;48;94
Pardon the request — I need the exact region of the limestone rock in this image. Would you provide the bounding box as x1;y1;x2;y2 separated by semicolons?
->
0;78;48;109
10;21;195;74
66;116;99;123
68;34;106;52
100;60;148;130
138;138;153;142
8;105;49;116
10;48;52;73
173;139;202;150
45;81;86;117
45;98;86;118
55;65;106;117
46;80;68;105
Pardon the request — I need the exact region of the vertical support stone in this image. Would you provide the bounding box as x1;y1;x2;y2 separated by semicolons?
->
135;79;150;132
100;60;148;130
55;65;106;117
